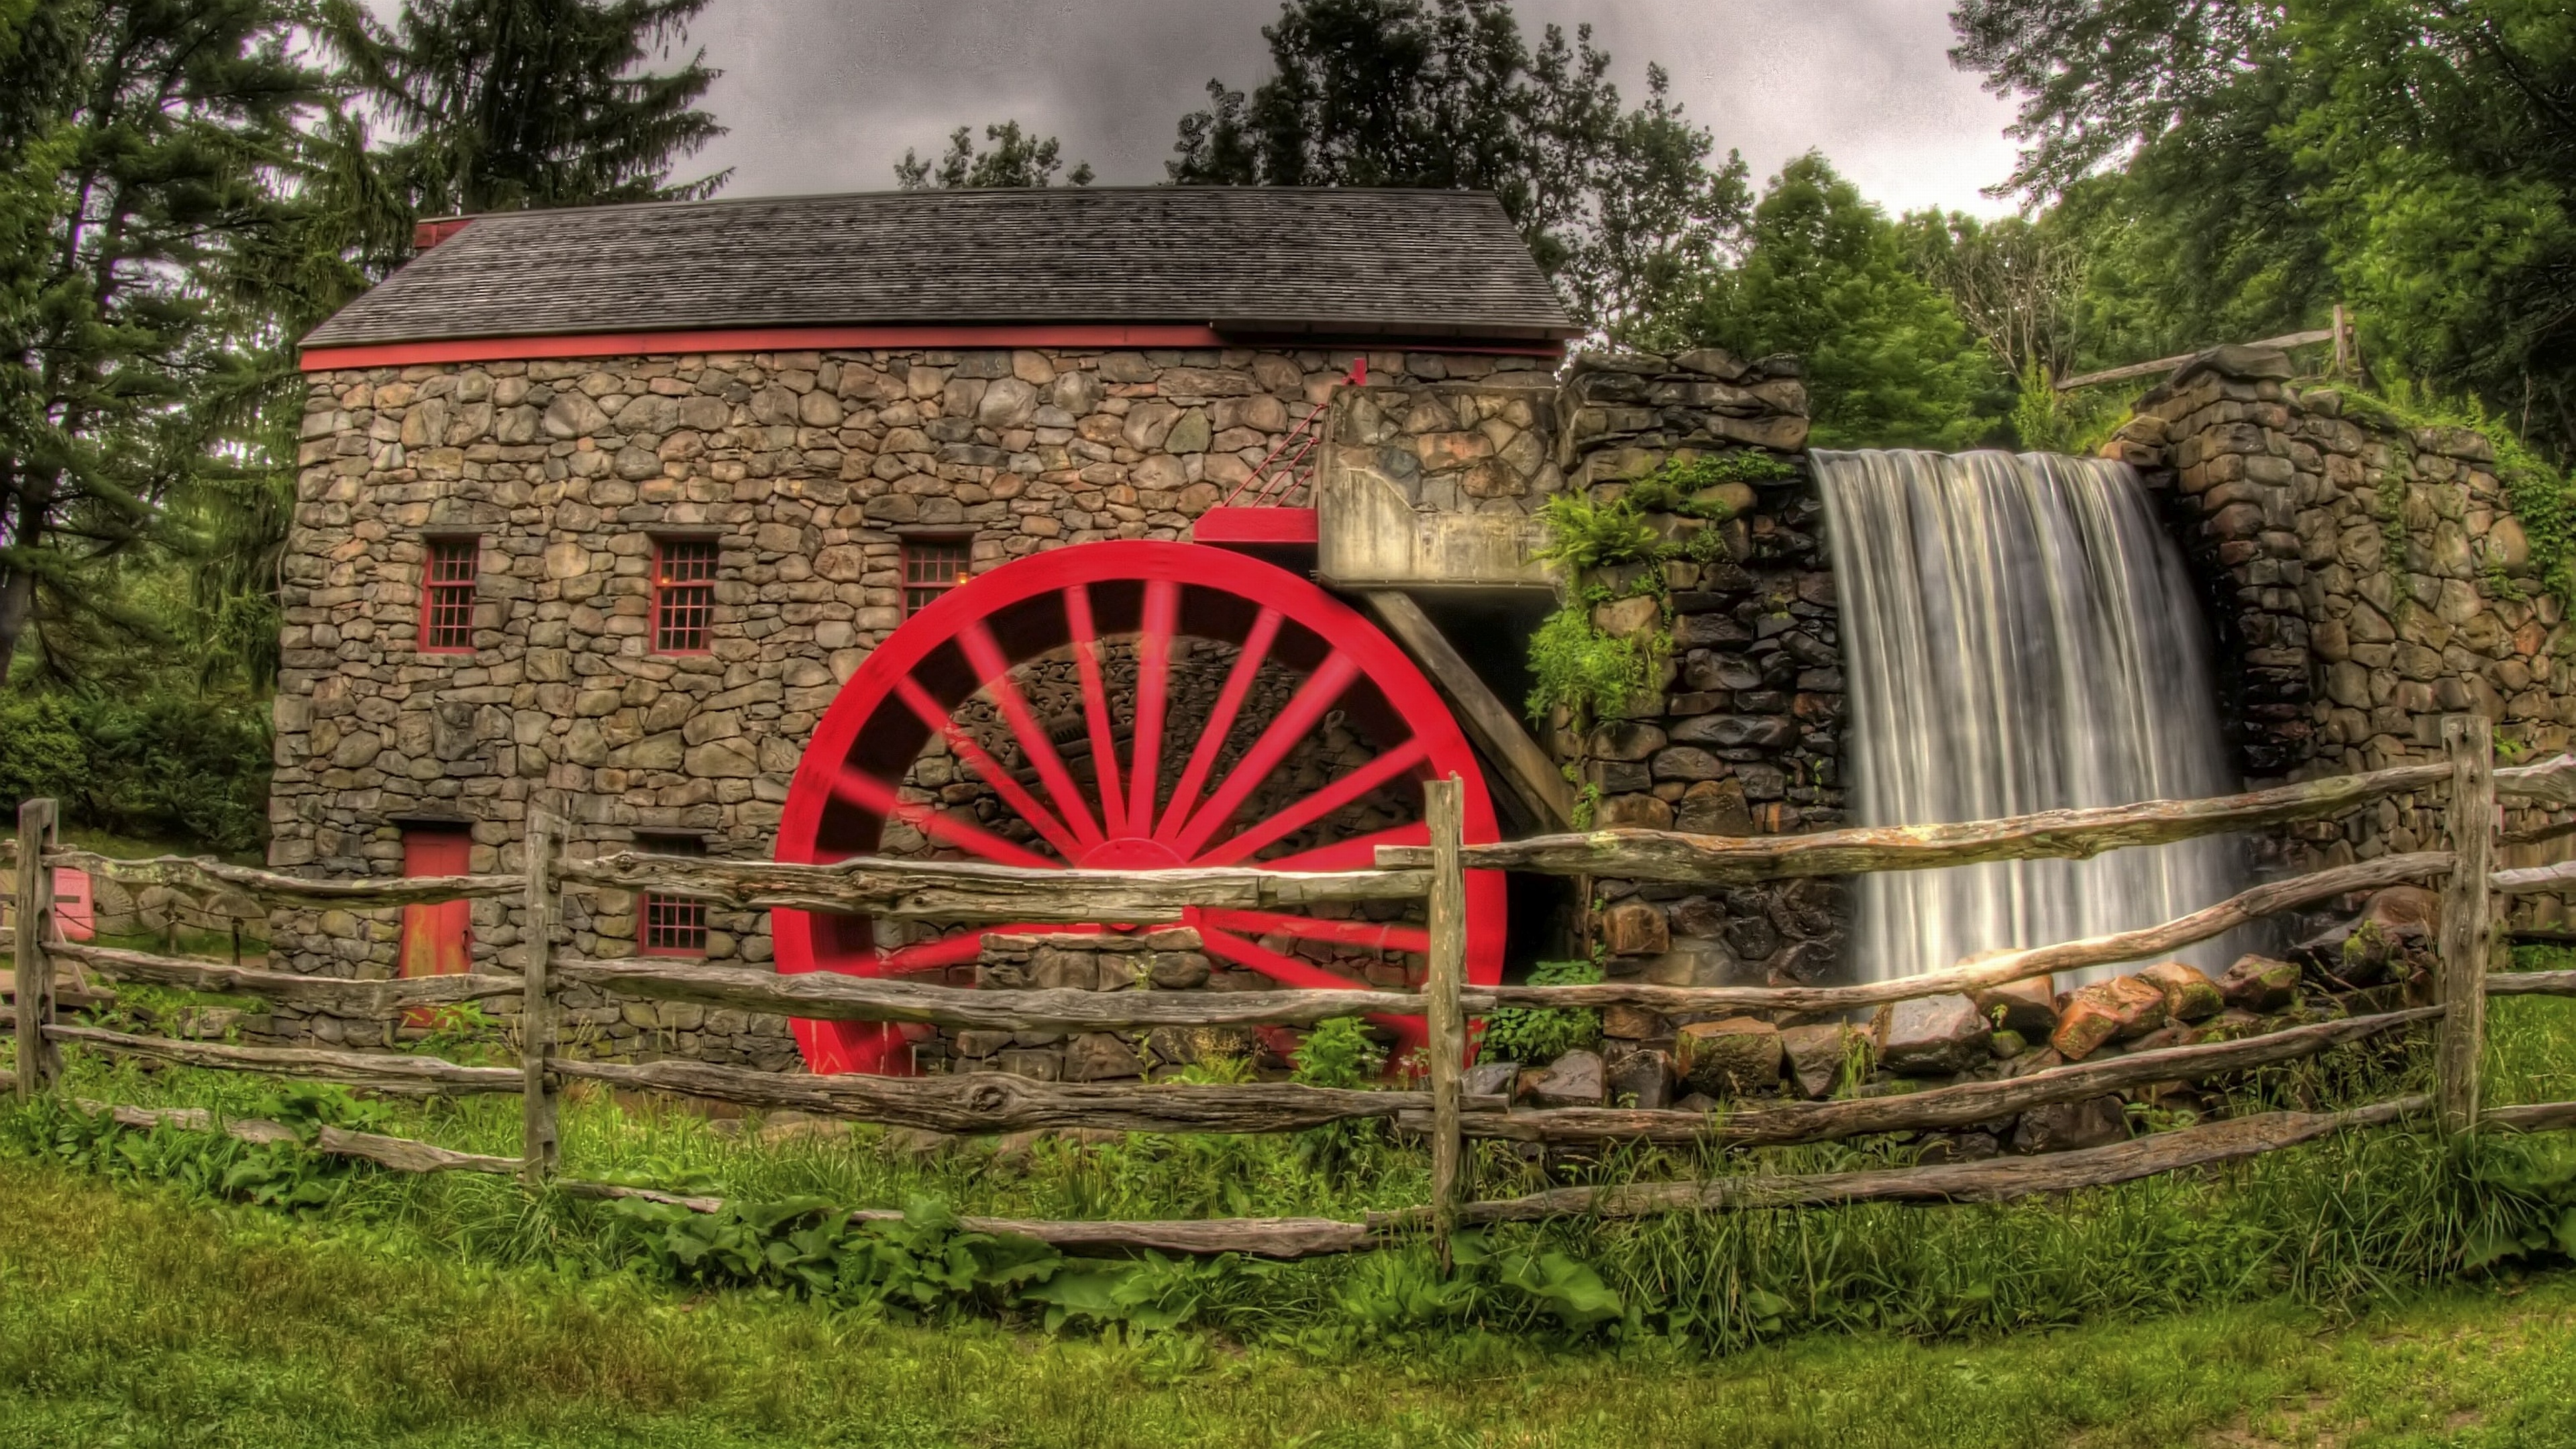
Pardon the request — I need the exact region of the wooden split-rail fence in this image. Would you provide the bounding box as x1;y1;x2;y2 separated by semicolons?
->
9;715;2576;1259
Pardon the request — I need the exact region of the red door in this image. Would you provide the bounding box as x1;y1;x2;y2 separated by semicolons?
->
52;868;93;943
399;830;473;987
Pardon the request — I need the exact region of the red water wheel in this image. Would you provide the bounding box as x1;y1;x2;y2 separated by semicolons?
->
773;539;1507;1075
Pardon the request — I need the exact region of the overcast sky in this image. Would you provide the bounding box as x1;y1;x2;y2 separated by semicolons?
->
676;0;2027;217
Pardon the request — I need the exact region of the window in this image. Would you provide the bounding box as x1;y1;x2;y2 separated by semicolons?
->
902;537;972;615
653;537;718;653
419;538;478;652
633;832;708;957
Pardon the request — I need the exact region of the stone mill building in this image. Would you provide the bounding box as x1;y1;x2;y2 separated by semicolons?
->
272;185;2574;1079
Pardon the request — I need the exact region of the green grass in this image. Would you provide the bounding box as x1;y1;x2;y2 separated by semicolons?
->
1;1157;2573;1447
0;963;2569;1444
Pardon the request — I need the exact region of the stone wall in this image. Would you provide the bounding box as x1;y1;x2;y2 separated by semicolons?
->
2105;345;2576;924
270;343;1548;1061
1538;351;1847;991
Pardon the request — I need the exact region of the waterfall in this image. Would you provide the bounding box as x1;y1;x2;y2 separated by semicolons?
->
1814;449;2241;984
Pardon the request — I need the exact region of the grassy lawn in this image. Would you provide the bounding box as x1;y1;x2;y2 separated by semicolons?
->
0;1157;2569;1448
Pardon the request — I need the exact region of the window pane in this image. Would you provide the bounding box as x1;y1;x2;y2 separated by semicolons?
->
654;539;718;651
902;539;971;616
641;894;708;955
422;539;478;651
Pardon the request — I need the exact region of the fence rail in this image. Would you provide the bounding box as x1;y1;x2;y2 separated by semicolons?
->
9;725;2576;1258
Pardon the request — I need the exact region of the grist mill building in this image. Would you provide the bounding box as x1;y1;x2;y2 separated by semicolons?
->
272;184;1832;1076
274;184;2576;1083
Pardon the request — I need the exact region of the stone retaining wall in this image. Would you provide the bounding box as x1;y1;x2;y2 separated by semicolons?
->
1542;352;1847;988
2104;347;2576;926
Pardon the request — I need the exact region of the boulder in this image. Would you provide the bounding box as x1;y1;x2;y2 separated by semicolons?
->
1872;994;1990;1077
1528;1049;1606;1108
1063;1033;1144;1081
1675;1018;1784;1096
1607;1049;1673;1109
2218;955;2301;1013
1466;1060;1521;1098
1673;1092;1719;1116
1970;975;2058;1036
2049;976;2167;1061
2137;961;2225;1022
2010;1095;2131;1154
1780;1022;1865;1099
1601;900;1670;956
1601;1004;1666;1040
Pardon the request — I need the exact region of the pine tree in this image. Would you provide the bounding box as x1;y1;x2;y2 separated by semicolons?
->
0;0;331;684
323;0;727;245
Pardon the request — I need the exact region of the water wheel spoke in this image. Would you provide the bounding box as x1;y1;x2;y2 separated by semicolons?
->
1063;584;1128;838
1153;606;1285;843
827;765;1055;869
893;676;1086;861
1126;579;1179;830
1195;738;1430;867
1198;907;1430;956
1165;651;1363;859
957;619;1105;851
1251;822;1429;875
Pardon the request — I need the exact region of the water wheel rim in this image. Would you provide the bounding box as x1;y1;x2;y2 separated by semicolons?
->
773;539;1507;1075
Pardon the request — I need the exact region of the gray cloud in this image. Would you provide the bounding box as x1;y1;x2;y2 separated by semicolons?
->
682;0;2022;215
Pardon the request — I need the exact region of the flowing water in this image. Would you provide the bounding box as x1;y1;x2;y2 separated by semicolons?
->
1814;449;2242;983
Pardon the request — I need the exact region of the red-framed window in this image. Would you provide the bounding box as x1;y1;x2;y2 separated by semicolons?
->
419;538;478;653
902;537;972;616
641;894;709;957
652;538;719;653
634;833;709;957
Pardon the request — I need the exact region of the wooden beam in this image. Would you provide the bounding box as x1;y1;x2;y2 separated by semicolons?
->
55;943;521;1014
547;1055;1495;1136
1472;852;2450;1014
2438;716;2495;1135
521;814;561;1181
2053;327;2337;392
1377;764;2449;882
1364;590;1573;828
46;1024;521;1094
553;853;1428;920
1424;775;1470;1261
2483;1100;2576;1133
1430;1008;2438;1145
557;957;1432;1030
1435;1096;2426;1224
15;799;58;1099
2486;970;2576;997
48;850;519;912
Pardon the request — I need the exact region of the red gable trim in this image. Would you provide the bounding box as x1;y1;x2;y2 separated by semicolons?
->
297;323;1568;372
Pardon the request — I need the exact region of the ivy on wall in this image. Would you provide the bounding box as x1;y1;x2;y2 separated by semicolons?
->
1523;451;1797;828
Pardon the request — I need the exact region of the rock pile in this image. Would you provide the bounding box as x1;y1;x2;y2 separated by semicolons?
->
1468;885;2441;1159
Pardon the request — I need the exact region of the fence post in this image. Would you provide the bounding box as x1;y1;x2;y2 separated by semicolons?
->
520;812;560;1181
2437;715;2494;1136
13;798;60;1100
1424;775;1468;1263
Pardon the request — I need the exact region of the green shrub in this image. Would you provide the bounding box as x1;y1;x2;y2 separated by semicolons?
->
1476;959;1603;1065
1525;604;1661;729
0;688;271;853
1531;492;1661;572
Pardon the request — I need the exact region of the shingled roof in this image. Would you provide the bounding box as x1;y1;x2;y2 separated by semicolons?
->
301;187;1578;349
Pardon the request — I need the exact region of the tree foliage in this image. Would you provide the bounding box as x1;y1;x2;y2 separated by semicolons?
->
320;0;725;272
1166;0;1750;338
0;0;329;686
1951;0;2576;458
1682;155;2000;449
896;122;1094;189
